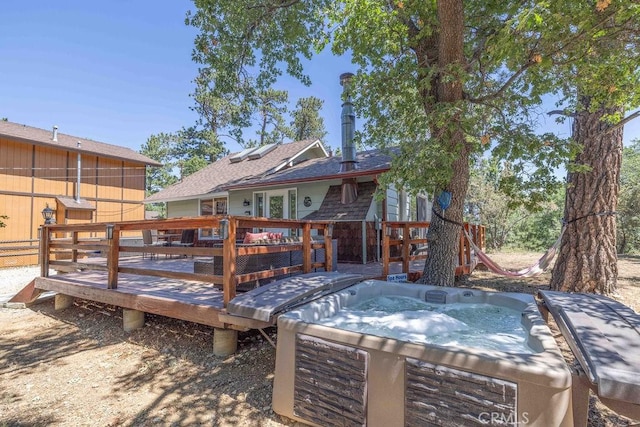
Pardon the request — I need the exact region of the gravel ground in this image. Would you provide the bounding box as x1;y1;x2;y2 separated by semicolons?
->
1;256;638;426
0;266;56;304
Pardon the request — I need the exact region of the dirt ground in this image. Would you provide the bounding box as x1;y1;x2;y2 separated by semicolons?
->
1;253;639;427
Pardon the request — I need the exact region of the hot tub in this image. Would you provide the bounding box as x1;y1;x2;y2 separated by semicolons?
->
272;280;574;426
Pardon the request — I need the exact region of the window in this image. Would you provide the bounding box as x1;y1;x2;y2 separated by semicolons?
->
199;197;227;238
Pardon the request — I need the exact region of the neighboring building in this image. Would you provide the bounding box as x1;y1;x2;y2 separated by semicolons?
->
0;121;161;267
145;73;431;263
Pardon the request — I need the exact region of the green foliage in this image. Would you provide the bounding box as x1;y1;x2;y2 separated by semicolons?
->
0;214;7;228
246;88;292;147
290;96;328;146
465;157;564;251
140;133;178;196
618;140;640;253
171;126;227;176
187;0;578;199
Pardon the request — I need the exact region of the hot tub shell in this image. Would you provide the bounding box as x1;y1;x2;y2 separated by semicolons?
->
273;280;574;426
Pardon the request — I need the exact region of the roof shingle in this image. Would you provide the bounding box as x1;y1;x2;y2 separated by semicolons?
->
304;181;378;221
0;121;161;166
145;139;323;202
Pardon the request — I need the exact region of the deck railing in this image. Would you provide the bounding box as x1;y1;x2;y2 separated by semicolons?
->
39;216;334;306
381;221;485;278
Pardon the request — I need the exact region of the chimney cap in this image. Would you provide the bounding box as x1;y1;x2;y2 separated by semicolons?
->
340;72;354;86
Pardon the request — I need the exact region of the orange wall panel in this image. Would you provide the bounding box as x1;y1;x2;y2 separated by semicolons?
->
33;145;68;195
0;194;32;241
0;138;32;193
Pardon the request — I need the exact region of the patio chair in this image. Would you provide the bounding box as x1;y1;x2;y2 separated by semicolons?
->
142;229;166;259
172;229;196;256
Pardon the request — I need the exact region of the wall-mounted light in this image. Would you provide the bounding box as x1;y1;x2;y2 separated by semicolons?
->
327;223;334;238
244;211;251;216
41;204;55;225
243;199;251;206
220;219;229;239
106;224;114;240
303;196;312;207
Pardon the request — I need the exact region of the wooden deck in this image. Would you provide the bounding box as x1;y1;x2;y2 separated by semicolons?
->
27;255;422;329
11;216;485;350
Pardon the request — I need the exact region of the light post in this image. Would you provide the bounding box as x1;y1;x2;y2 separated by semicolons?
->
41;204;55;225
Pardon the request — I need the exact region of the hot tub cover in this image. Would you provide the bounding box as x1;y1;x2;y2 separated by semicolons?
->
227;272;364;322
539;290;640;405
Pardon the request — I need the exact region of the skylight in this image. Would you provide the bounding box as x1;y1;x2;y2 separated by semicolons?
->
229;147;259;163
248;143;277;160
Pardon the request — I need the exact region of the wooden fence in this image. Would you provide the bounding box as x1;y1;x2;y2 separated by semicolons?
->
381;221;485;278
39;216;334;306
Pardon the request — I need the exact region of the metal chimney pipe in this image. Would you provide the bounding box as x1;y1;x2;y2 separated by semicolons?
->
339;72;358;204
339;72;356;171
76;141;81;203
52;125;58;142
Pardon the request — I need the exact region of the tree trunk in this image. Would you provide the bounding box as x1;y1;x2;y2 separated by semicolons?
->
419;0;470;287
550;96;621;294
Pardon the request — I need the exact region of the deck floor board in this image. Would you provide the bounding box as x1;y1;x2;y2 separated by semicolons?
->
31;256;426;329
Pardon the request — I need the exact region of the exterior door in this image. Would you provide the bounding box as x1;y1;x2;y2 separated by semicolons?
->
265;191;288;235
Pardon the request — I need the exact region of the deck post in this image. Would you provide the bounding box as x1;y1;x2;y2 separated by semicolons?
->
222;218;237;306
324;223;333;272
54;294;74;310
123;309;145;332
213;328;238;356
302;223;311;273
40;226;50;278
71;230;79;263
107;224;119;289
402;223;410;273
382;222;390;277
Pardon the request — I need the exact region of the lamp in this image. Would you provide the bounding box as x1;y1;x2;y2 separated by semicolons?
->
243;199;251;206
219;219;229;239
41;204;55;225
106;224;114;240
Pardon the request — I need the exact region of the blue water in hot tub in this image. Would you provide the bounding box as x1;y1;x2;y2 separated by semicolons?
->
315;295;535;354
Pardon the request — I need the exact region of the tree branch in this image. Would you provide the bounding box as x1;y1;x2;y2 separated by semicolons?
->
605;109;640;134
547;109;575;118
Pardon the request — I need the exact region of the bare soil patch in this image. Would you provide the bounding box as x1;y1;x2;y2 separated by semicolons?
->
1;253;638;426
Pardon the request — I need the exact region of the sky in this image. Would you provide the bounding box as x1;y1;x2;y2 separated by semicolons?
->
0;1;354;155
1;1;638;157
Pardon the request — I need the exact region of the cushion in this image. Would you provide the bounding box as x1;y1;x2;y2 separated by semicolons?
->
243;232;271;244
268;232;283;240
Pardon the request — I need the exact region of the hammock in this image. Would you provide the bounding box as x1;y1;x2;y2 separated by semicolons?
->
464;226;565;278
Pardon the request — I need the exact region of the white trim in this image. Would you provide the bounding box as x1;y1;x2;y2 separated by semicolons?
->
252;187;297;219
145;191;229;204
272;139;326;173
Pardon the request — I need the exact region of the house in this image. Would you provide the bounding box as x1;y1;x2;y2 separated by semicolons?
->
0;121;161;267
146;73;432;263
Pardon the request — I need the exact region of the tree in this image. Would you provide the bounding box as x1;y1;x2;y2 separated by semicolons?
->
466;157;564;251
140;133;178;196
171;126;227;178
186;1;604;286
549;3;640;294
290;96;328;145
246;89;292;147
